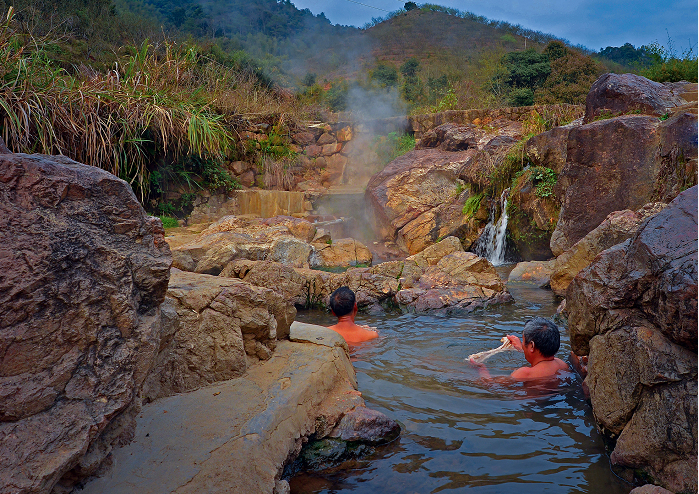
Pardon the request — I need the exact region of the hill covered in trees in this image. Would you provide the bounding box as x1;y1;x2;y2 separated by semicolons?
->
0;0;694;217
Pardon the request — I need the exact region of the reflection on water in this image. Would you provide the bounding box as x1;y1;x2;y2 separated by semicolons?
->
291;282;631;494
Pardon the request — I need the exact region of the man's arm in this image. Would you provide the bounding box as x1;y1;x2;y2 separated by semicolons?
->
469;358;493;380
510;366;533;379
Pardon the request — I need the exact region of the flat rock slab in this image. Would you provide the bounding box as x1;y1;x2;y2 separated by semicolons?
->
80;324;355;494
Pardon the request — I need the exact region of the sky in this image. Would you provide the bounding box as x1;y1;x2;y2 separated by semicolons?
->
291;0;699;53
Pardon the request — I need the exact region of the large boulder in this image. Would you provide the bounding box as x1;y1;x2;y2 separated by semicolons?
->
507;260;555;286
310;238;373;268
366;122;523;255
550;107;697;255
566;186;697;492
141;270;296;403
584;73;692;123
395;251;512;314
550;203;666;296
0;153;171;493
365;147;474;248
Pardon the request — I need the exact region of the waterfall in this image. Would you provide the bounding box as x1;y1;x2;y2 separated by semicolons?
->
472;189;510;266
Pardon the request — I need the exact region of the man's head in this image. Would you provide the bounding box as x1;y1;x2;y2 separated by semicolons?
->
329;286;356;317
522;317;560;358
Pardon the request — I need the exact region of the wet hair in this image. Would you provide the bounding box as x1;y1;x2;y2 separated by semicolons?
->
522;317;560;358
329;286;355;317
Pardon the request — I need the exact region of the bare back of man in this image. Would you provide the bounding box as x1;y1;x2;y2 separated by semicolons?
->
329;320;378;344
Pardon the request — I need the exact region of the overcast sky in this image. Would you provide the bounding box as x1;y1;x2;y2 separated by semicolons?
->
291;0;698;53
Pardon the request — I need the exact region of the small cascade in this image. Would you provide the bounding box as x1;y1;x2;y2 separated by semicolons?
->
472;189;510;266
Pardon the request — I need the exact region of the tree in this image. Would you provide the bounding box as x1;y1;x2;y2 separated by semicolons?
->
404;2;418;11
400;58;420;77
503;48;550;89
370;63;398;88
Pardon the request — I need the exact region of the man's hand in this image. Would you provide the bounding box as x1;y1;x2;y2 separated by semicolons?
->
506;335;523;352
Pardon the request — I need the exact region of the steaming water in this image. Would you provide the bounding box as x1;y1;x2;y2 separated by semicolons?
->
472;190;511;266
289;275;631;494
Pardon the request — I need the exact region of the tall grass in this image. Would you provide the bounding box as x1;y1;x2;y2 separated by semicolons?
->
0;9;311;202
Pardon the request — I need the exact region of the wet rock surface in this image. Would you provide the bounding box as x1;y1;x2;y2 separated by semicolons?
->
0;153;171;493
566;186;698;493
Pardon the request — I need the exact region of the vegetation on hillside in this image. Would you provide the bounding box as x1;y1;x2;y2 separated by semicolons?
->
0;0;692;217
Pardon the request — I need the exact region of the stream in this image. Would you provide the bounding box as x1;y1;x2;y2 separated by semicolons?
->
289;269;632;494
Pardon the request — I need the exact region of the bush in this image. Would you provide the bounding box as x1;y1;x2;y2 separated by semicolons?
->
158;216;180;228
640;42;698;83
463;192;483;217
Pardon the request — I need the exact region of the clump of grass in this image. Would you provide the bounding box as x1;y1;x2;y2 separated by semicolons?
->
261;155;295;190
462;192;484;217
530;166;557;198
0;9;314;204
372;131;415;165
158;216;180;228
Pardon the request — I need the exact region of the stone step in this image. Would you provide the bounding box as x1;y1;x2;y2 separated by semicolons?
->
79;324;357;494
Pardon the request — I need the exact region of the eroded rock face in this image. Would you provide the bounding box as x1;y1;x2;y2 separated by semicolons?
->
566;186;698;492
0;154;171;493
584;73;691;123
550;203;666;296
366;123;523;255
141;269;296;403
550;109;697;255
365;147;473;250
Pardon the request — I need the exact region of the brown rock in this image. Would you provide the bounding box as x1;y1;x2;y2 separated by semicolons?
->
238;169;255;188
316;133;337;146
550;204;665;296
336;126;353;142
551;116;664;255
0;153;171;493
311;238;372;268
406;236;463;268
292;131;316;146
365;149;473;242
524;124;579;175
231;160;251;175
629;485;675;494
172;215;318;275
416;123;485;151
566;186;697;493
306;145;322;158
142;270;295;402
328;406;400;444
507;260;555;286
584;73;690;123
321;142;342;156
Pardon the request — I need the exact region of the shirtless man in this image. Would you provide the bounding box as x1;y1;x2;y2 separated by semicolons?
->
470;317;569;380
328;286;378;344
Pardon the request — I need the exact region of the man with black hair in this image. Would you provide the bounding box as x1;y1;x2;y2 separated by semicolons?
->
328;286;378;344
471;317;569;380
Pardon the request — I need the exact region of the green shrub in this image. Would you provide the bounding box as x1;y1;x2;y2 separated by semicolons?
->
530;167;557;198
373;132;416;165
158;216;180;228
463;192;484;217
